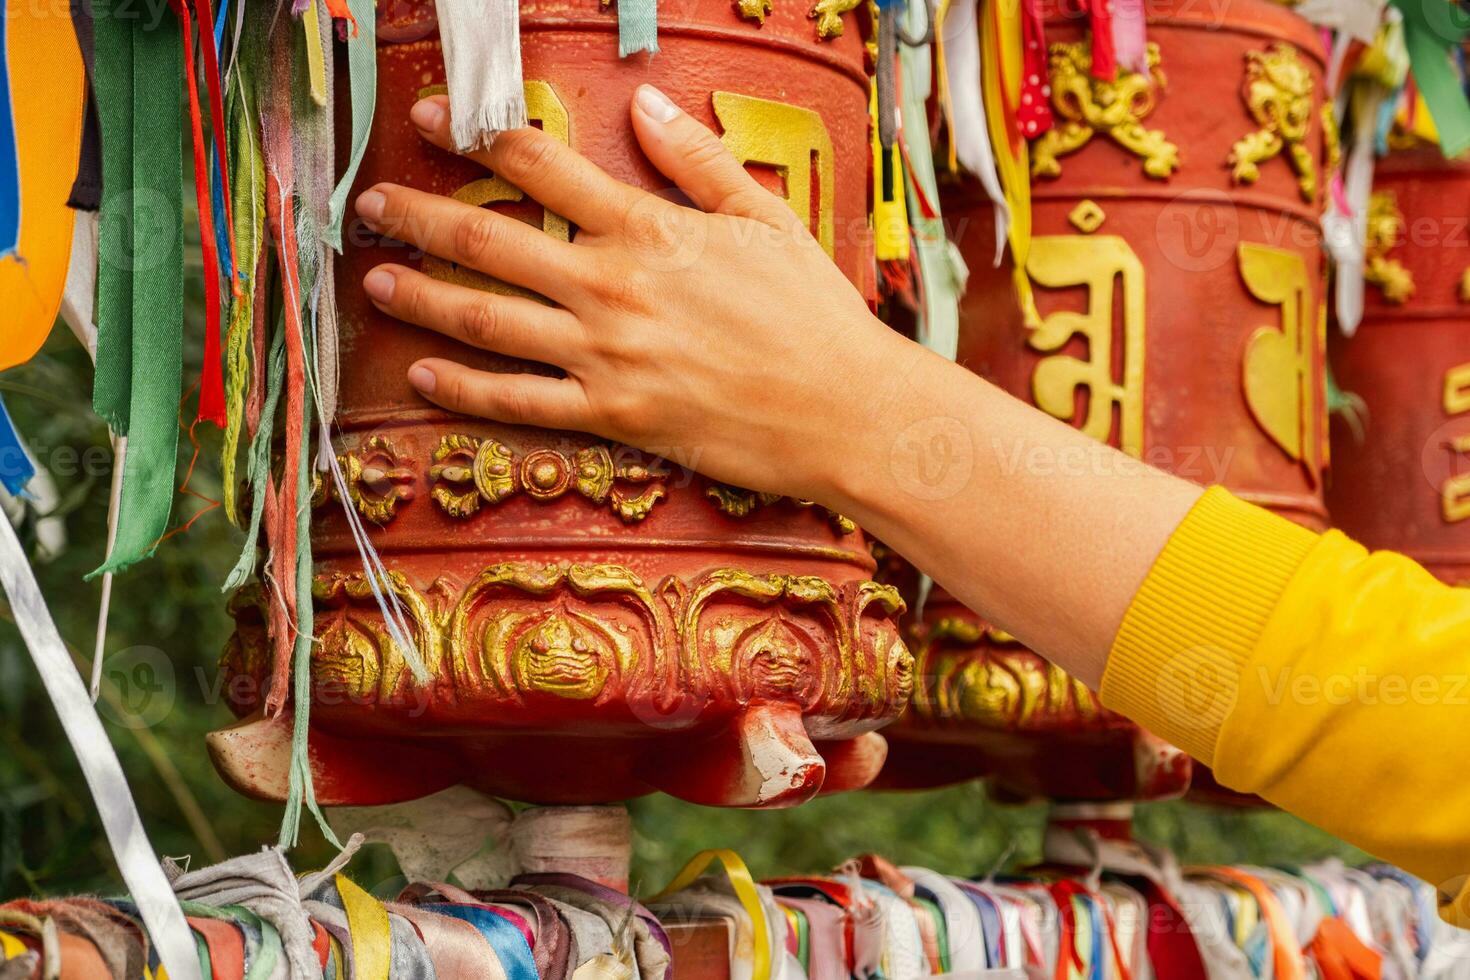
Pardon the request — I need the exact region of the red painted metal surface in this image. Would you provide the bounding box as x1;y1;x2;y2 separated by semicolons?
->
210;0;914;809
879;0;1330;801
1328;146;1470;586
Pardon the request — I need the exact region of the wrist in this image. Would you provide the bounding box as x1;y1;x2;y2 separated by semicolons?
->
822;332;978;538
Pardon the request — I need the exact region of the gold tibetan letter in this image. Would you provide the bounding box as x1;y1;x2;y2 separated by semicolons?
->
1025;235;1146;457
1442;363;1470;523
1239;242;1320;479
713;92;835;257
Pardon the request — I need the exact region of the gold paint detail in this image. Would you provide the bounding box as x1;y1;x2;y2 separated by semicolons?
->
1363;191;1415;304
1460;269;1470;305
1229;43;1318;203
714;92;835;257
429;437;670;524
340;436;416;526
1025;235;1145;457
808;0;862;38
1068;199;1107;234
1320;102;1341;175
908;617;1102;728
735;0;773;23
226;564;910;717
1030;41;1178;181
1442;364;1470;523
424;80;571;299
1239;242;1321;480
707;484;858;535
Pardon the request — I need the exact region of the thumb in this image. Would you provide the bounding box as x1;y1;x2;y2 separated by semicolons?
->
630;84;800;230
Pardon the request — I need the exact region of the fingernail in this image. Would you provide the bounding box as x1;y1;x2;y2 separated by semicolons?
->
356;189;387;222
635;84;679;124
410;98;445;132
408;364;436;395
363;268;396;302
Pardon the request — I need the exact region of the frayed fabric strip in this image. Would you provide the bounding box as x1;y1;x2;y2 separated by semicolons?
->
437;0;527;152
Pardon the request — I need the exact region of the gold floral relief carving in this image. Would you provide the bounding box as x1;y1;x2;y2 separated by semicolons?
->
908;617;1102;729
339;436;416;526
228;563;910;720
808;0;862;38
429;435;669;524
1229;43;1318;203
1363;191;1415;304
1030;41;1179;181
706;483;857;534
735;0;773;23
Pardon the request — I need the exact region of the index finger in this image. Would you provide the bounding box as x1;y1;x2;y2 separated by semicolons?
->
411;95;644;236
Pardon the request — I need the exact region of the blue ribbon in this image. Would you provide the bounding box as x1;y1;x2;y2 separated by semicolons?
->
0;6;21;259
0;395;34;495
421;904;539;980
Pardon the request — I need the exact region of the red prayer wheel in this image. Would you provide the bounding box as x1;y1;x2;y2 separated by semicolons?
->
1328;145;1470;585
209;0;915;809
881;0;1331;801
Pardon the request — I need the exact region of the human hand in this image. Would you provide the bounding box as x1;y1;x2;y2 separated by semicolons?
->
353;84;916;505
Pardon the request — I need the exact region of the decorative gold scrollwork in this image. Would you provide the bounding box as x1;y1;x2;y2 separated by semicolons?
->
1229;43;1318;203
227;562;910;719
908;617;1101;729
340;436;416;526
1364;190;1414;304
429;436;670;524
706;483;857;534
1030;41;1178;181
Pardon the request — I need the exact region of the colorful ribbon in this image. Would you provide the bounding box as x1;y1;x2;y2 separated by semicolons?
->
90;2;185;575
0;510;201;980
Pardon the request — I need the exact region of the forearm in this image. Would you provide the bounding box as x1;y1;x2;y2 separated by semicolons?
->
821;332;1203;689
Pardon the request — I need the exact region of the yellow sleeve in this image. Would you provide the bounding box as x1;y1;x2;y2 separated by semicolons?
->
1100;486;1470;925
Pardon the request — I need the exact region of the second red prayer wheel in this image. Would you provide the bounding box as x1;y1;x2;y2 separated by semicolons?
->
1328;145;1470;586
881;0;1330;801
209;0;915;810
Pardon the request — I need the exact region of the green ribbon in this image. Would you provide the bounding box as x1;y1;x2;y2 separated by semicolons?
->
90;2;185;576
323;0;376;251
1391;0;1470;159
91;0;134;433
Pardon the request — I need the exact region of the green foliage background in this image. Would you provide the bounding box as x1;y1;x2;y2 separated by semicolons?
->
0;328;1367;903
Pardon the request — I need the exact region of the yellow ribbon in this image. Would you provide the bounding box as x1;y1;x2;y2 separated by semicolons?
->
303;0;329;107
871;84;911;263
979;0;1038;326
336;874;392;980
0;929;25;960
0;0;85;370
651;849;771;980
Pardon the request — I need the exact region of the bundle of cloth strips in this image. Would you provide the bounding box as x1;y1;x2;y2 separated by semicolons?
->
0;842;1466;979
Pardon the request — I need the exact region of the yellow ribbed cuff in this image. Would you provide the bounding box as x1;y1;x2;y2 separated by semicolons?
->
1099;487;1321;765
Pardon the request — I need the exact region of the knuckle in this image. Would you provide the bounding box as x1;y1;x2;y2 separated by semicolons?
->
460;300;501;349
494;384;534;425
496;132;560;184
595;268;651;314
401;277;431;323
684;131;730;171
453;210;500;264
